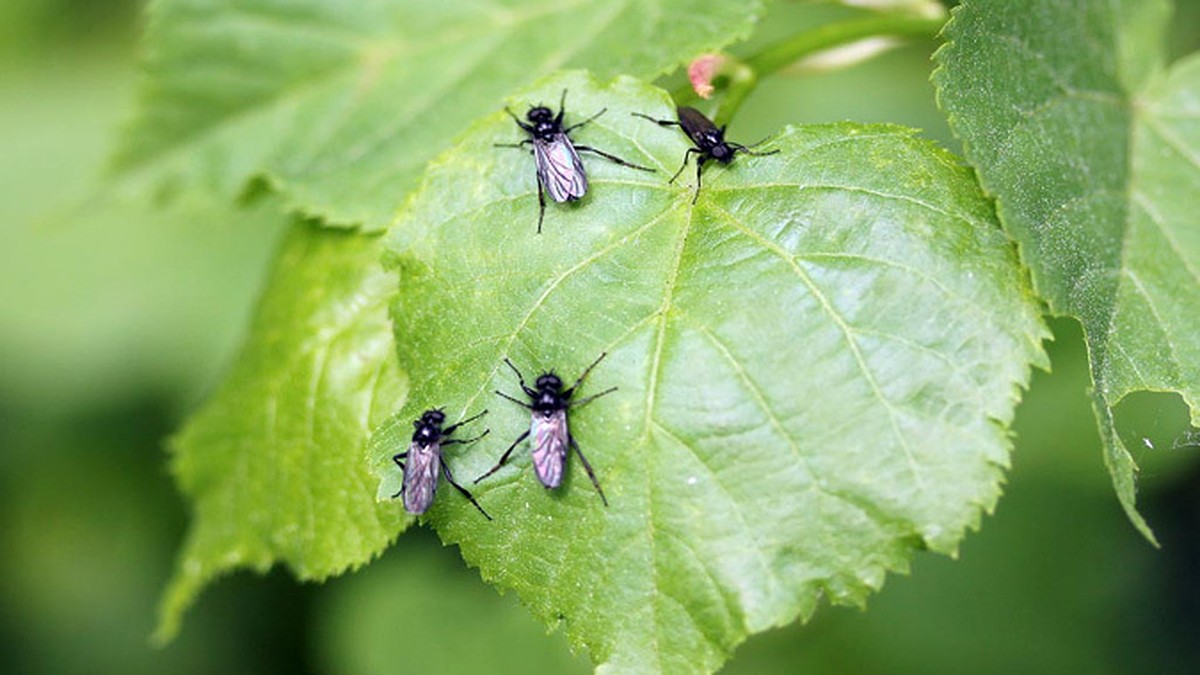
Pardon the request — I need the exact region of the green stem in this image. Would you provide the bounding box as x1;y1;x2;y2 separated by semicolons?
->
672;12;947;124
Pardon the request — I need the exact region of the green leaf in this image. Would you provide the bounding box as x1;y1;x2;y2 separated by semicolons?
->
933;0;1200;542
368;72;1047;672
157;220;409;642
113;0;763;230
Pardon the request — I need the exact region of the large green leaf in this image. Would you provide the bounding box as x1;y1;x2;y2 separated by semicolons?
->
368;72;1047;673
933;0;1200;541
157;220;408;642
112;0;762;230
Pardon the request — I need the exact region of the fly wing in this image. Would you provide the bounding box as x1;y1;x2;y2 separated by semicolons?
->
531;410;569;489
534;135;588;203
402;442;441;515
676;106;718;146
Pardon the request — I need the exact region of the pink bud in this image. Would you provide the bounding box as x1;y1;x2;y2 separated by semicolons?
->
688;54;727;99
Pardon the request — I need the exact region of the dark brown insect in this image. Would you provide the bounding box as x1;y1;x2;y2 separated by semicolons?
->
632;105;778;203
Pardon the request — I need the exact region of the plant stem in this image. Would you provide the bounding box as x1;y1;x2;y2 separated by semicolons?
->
672;12;948;125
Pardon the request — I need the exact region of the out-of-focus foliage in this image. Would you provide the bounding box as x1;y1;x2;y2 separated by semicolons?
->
935;0;1200;541
112;0;763;229
3;1;1199;674
157;222;409;643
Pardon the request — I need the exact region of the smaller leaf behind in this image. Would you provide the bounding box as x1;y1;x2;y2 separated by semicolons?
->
157;220;408;642
933;0;1200;542
112;0;764;230
370;72;1048;673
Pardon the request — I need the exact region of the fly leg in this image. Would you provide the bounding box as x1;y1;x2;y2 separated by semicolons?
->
503;107;535;133
554;89;568;125
631;112;683;129
442;409;489;436
691;155;707;204
390;451;409;499
503;358;538;397
536;174;546;234
575;145;653;172
669;147;701;185
564;107;607;133
565;351;608;396
569;436;609;507
442;463;492;520
474;429;530;484
730;139;780;157
495;390;534;409
440;428;490;446
568;386;617;409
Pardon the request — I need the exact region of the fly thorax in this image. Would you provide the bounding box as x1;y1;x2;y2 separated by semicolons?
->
412;426;439;444
534;403;559;417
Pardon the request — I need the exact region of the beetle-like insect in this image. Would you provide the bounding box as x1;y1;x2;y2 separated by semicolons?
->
392;409;492;520
474;353;616;505
501;89;653;233
632;106;779;203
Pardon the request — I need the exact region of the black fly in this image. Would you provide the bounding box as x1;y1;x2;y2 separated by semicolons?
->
500;89;653;233
632;106;778;203
474;353;616;505
392;409;492;520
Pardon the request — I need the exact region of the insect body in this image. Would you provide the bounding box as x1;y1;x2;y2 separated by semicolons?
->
501;90;653;233
475;353;616;505
632;106;779;203
393;409;492;520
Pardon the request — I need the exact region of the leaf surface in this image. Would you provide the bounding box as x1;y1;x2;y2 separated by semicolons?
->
368;72;1048;672
158;220;408;641
113;0;762;229
934;0;1200;540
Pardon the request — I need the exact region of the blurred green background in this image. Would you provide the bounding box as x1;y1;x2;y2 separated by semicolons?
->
2;1;1198;673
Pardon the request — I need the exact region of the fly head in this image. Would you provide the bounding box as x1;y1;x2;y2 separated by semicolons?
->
709;141;736;163
412;409;446;444
525;106;562;139
535;372;563;391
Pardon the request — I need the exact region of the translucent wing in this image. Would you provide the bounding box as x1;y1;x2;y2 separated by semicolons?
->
402;441;441;515
676;106;721;146
531;409;569;489
534;135;588;203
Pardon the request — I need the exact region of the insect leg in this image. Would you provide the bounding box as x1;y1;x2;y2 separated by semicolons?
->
504;107;535;133
474;429;531;483
568;386;617;409
631;112;683;128
443;409;489;436
564;351;608;397
503;358;538;397
494;140;534;149
390;452;409;498
441;463;492;520
536;174;546;234
495;389;534;409
441;428;490;446
555;89;568;124
564;108;607;134
569;436;609;507
730;140;780;157
669;148;701;185
574;145;654;172
691;155;707;204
